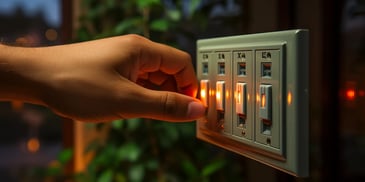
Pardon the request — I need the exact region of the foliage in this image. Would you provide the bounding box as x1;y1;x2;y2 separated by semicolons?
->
42;0;245;181
75;0;208;45
75;119;243;182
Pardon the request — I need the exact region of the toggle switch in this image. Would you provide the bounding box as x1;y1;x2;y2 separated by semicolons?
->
235;82;247;116
216;81;225;111
200;80;209;107
259;84;272;124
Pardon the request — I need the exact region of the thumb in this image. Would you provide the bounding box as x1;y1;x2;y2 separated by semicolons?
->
129;89;206;122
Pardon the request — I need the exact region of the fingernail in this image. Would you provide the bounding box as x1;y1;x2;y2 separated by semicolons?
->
187;101;206;119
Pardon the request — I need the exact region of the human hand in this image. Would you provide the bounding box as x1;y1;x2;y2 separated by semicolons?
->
0;35;205;122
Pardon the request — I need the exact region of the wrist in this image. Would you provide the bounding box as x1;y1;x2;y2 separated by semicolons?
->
0;44;46;105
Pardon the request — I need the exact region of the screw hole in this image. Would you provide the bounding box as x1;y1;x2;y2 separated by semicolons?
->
266;138;271;144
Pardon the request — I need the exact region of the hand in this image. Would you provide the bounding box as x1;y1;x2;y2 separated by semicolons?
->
0;35;205;122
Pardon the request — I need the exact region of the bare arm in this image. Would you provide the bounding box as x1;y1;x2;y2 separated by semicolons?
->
0;35;205;122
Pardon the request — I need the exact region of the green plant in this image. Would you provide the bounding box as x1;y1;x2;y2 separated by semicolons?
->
76;0;206;44
77;119;243;182
45;0;246;181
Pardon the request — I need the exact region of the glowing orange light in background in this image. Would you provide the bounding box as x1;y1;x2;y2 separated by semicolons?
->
11;101;24;111
45;29;58;41
346;89;356;100
27;137;40;153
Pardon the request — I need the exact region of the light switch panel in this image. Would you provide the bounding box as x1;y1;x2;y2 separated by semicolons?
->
196;29;309;177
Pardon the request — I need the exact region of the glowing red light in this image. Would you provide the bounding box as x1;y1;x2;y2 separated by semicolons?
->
346;89;356;100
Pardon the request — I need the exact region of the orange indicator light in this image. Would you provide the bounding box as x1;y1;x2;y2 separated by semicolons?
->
200;89;206;98
200;80;209;107
261;94;266;108
287;91;293;105
216;81;225;110
237;92;241;104
216;91;221;100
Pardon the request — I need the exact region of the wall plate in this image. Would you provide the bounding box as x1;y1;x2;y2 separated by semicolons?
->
196;29;309;177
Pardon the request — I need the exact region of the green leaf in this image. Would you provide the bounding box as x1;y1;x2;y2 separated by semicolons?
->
87;5;105;19
76;28;92;41
166;10;181;21
188;0;201;18
58;148;73;165
177;122;195;138
111;119;124;129
181;159;199;177
150;19;170;32
201;159;226;177
115;173;127;182
126;118;142;131
117;142;141;162
129;164;144;182
114;18;142;34
106;0;116;8
98;169;113;182
157;123;179;148
84;139;101;154
136;0;160;9
145;159;159;170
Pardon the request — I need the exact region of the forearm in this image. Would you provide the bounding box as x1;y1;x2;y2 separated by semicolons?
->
0;44;45;104
0;35;204;122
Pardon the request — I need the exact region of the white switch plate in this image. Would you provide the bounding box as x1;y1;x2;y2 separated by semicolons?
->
196;30;309;177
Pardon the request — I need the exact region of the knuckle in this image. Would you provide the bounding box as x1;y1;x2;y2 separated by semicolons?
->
123;34;149;45
161;92;178;116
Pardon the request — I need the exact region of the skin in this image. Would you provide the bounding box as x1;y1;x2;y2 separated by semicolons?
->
0;34;205;122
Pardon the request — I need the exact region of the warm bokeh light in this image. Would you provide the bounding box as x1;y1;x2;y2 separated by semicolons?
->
45;28;58;41
11;101;24;111
346;89;356;100
27;137;40;153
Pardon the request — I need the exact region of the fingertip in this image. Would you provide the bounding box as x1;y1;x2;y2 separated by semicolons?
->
186;100;206;120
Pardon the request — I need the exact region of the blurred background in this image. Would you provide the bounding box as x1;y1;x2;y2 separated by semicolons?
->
0;0;364;181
